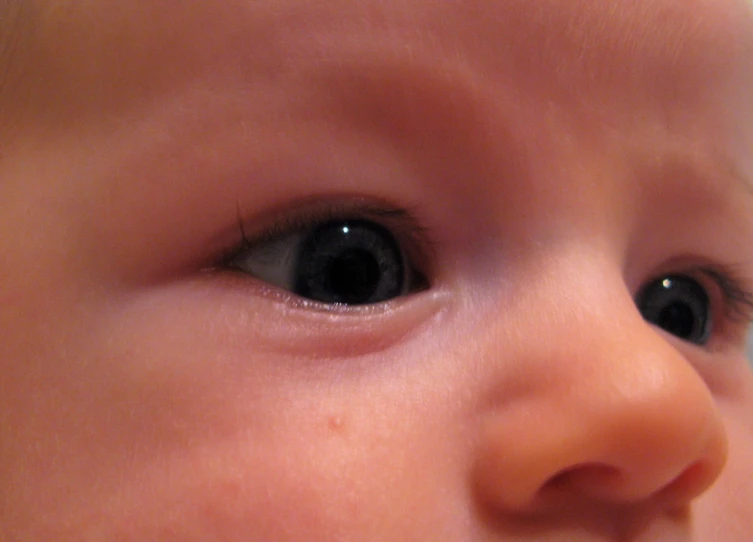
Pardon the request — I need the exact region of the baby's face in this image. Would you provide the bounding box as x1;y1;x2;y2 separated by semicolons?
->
2;0;753;540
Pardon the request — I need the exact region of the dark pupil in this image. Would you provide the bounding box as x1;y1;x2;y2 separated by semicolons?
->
654;302;695;339
294;220;404;305
637;276;711;345
326;248;381;304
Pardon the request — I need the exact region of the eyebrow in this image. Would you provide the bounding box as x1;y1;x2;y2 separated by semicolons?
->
706;145;753;199
302;55;753;210
298;53;531;202
643;143;753;219
316;56;504;157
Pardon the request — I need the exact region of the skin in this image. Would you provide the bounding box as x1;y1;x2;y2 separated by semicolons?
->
1;0;753;540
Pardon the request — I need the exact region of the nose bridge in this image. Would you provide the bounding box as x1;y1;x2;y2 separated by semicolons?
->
495;251;701;401
528;269;702;416
473;258;728;511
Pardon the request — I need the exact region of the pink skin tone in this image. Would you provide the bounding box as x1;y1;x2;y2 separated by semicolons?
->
1;0;753;540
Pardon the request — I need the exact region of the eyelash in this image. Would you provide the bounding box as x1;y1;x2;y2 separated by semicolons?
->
220;199;434;277
693;264;753;325
218;201;753;329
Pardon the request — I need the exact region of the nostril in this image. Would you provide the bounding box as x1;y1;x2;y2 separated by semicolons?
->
541;457;722;509
473;351;728;515
544;463;624;499
656;460;720;507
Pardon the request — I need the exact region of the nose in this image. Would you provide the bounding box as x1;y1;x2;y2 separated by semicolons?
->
473;275;728;514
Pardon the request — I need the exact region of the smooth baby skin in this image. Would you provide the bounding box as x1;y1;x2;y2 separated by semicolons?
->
1;0;753;540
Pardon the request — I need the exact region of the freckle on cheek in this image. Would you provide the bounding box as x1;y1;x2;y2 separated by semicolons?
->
328;415;345;434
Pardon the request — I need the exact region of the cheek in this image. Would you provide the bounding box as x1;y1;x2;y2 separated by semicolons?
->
2;286;470;541
99;424;465;542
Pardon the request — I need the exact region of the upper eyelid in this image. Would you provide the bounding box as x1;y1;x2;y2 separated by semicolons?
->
242;203;417;245
694;265;753;323
222;197;436;273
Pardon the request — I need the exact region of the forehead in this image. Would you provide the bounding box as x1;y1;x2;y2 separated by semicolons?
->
1;0;751;273
9;0;753;105
3;0;753;198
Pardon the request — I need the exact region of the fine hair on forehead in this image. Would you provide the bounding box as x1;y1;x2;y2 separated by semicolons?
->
0;0;47;129
0;1;28;69
0;1;30;104
1;1;752;134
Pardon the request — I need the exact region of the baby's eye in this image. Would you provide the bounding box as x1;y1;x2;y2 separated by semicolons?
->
227;219;422;306
636;275;711;345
